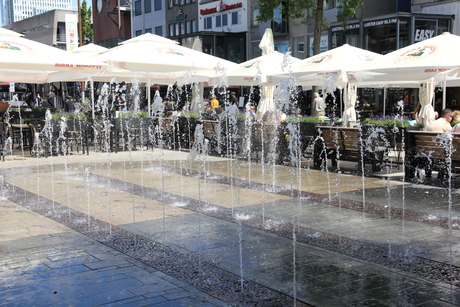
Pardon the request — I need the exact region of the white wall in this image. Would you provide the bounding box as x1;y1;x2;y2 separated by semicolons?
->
198;0;248;33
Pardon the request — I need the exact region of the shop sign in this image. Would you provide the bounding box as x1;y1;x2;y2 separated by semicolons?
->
331;24;360;32
200;1;242;15
176;8;186;20
364;18;397;27
414;29;435;42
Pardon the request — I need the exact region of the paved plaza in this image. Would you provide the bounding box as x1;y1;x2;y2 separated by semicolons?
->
1;147;460;306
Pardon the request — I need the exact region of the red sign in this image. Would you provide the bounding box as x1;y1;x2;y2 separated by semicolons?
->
200;2;242;15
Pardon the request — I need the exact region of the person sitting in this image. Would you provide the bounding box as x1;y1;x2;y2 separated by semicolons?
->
246;103;256;122
202;105;218;120
426;108;453;132
210;95;219;109
451;110;460;133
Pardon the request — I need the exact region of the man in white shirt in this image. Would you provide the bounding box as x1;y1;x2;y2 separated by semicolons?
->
426;108;453;132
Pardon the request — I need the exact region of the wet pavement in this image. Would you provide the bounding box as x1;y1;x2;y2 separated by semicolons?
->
1;146;460;306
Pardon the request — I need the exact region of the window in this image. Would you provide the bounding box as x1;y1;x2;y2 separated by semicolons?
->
155;0;162;10
180;22;185;35
169;24;175;36
293;36;305;58
145;0;151;13
168;0;173;8
252;42;262;58
186;20;191;34
134;0;142;15
145;28;152;33
231;11;241;25
204;16;212;30
135;30;142;36
216;14;228;28
155;26;162;36
252;7;260;26
325;0;336;10
191;20;197;32
175;23;179;35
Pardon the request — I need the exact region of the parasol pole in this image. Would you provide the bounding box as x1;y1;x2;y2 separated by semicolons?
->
442;73;447;110
147;75;151;116
91;80;95;121
383;86;387;116
78;0;85;104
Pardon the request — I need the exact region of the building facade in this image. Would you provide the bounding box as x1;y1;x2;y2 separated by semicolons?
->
93;0;131;47
4;9;78;50
0;0;72;27
132;0;166;37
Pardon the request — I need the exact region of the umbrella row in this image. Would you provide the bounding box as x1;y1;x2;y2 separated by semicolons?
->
3;27;460;88
3;26;460;122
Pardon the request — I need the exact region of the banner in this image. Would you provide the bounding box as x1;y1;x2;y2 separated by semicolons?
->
65;14;79;51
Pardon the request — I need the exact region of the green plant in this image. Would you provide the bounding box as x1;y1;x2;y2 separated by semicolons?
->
179;112;200;118
363;117;411;127
287;116;320;123
31;107;47;112
118;111;149;118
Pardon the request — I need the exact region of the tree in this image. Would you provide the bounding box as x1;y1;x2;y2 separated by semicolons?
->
81;0;93;45
257;0;363;56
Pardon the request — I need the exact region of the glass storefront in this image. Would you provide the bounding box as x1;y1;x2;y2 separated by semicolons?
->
331;24;360;49
202;33;246;63
330;14;452;54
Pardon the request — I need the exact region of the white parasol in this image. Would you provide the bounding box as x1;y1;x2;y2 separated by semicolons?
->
95;33;236;85
349;32;460;85
0;28;106;77
341;84;357;126
418;78;436;130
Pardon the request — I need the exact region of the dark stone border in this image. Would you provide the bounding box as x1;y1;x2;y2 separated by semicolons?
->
3;182;310;307
160;164;460;230
88;169;460;288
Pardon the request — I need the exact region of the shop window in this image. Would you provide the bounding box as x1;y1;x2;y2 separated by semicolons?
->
134;0;142;15
202;35;214;55
180;22;185;35
399;19;410;48
414;19;436;43
145;0;151;13
186;21;191;34
252;42;262;58
155;26;162;36
364;21;397;54
145;28;152;33
169;24;174;36
204;16;212;30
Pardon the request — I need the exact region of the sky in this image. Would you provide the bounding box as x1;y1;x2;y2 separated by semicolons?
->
72;0;92;10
